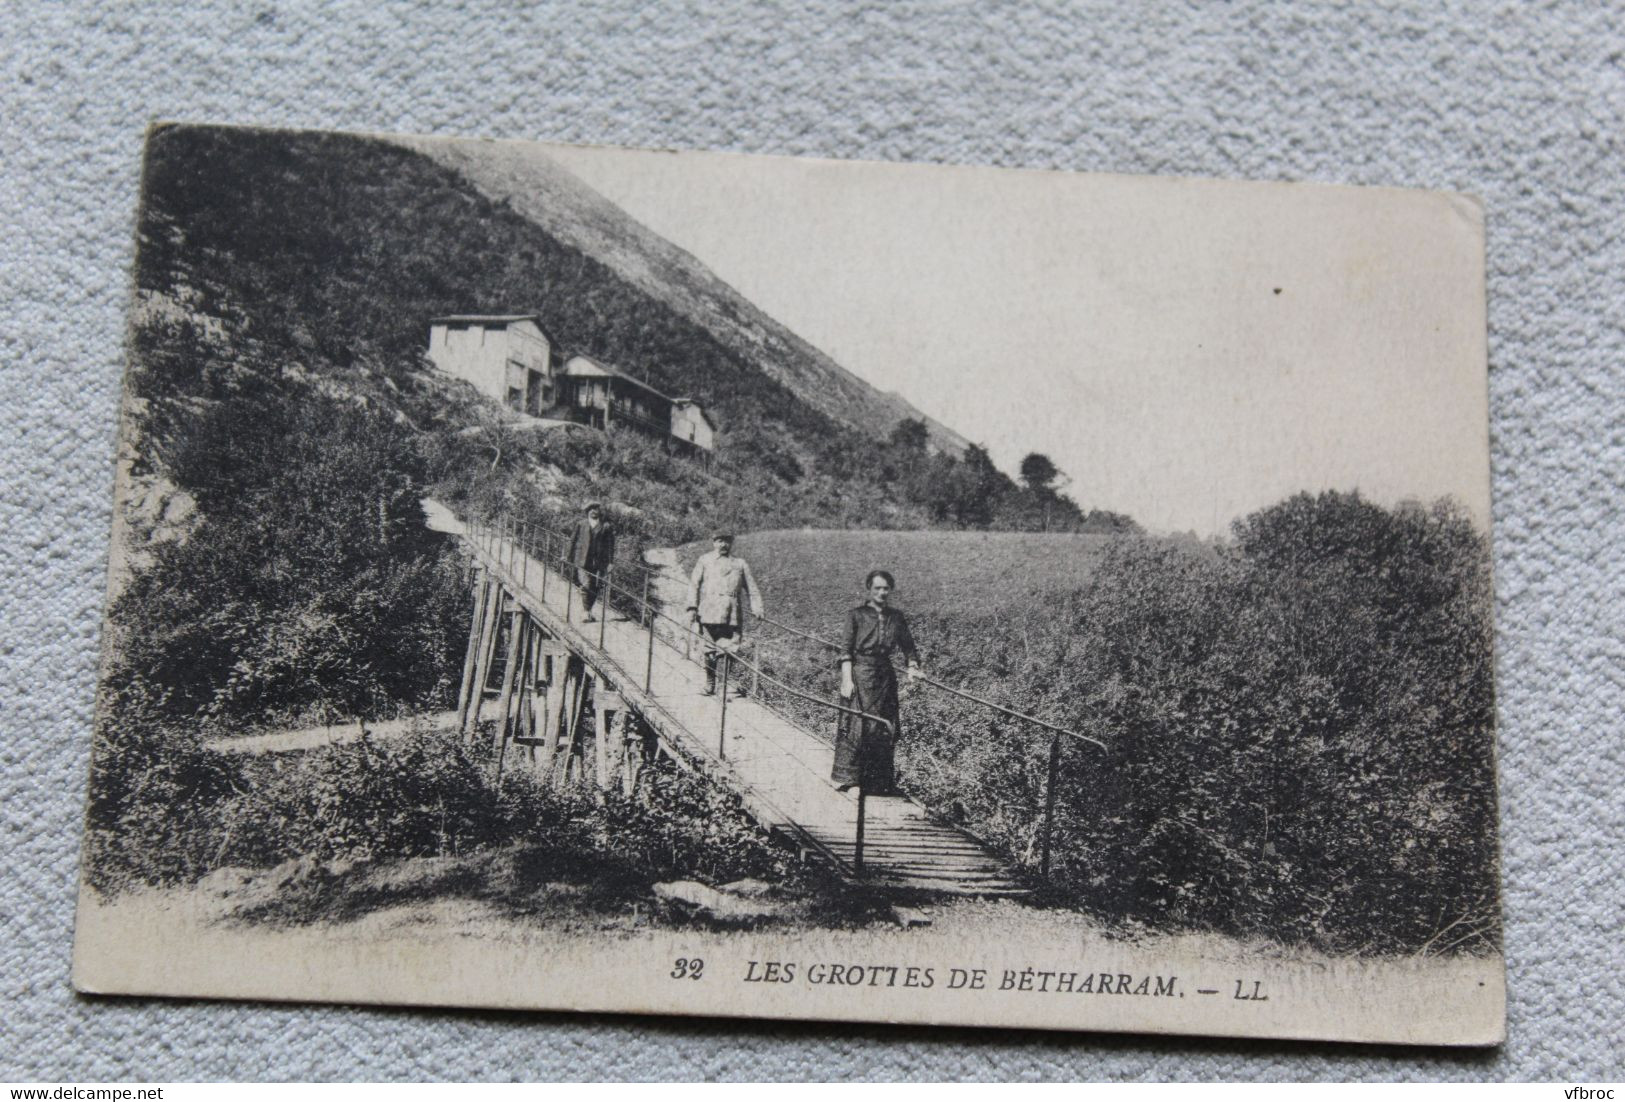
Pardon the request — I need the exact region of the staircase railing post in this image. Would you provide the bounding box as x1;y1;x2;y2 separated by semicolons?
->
541;529;550;602
717;655;730;759
642;571;655;693
598;566;610;649
854;784;867;876
519;522;528;588
1041;733;1062;880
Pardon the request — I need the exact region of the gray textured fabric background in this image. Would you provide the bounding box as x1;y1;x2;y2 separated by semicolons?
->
3;0;1620;1082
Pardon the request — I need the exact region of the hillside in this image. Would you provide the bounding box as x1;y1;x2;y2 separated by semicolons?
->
130;125;1053;547
391;134;969;455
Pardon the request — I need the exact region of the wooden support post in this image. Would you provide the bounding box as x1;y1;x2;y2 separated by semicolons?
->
717;656;731;760
536;658;563;780
598;567;611;649
561;663;590;785
854;786;867;876
540;530;550;602
510;616;537;741
464;587;505;740
1040;734;1062;879
492;608;525;753
523;630;546;747
592;688;615;792
513;638;531;743
546;655;582;783
514;618;540;770
644;600;656;695
620;711;641;798
456;572;492;729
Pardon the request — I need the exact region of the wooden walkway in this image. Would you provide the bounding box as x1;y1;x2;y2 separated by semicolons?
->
463;521;1028;897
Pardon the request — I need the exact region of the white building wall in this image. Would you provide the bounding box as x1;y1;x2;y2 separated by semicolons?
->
671;403;716;451
429;322;504;401
429;320;553;412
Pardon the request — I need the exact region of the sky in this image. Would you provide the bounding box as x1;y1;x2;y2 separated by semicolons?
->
544;144;1490;536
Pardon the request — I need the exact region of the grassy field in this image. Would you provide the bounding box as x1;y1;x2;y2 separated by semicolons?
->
678;527;1115;648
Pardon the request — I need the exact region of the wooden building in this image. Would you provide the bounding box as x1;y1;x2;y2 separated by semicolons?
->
426;315;714;461
427;315;556;415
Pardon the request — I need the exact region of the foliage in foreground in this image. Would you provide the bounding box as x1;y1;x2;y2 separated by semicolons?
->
86;723;798;898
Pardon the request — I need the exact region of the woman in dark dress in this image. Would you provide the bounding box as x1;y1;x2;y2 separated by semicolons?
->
832;570;922;795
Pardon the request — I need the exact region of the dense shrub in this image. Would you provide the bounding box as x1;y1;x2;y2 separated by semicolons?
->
589;762;803;885
88;721;543;891
111;378;468;729
219;728;526;867
85;680;249;890
86;710;804;902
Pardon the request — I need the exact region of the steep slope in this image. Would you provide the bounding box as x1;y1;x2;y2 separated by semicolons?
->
391;134;968;454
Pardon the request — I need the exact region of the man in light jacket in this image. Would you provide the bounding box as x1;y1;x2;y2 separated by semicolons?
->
686;531;764;696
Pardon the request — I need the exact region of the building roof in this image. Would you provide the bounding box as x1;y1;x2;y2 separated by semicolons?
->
429;314;543;325
563;354;674;402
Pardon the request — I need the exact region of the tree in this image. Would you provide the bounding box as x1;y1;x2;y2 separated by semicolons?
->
950;443;1004;528
889;417;930;451
1018;453;1072;531
1019;452;1060;493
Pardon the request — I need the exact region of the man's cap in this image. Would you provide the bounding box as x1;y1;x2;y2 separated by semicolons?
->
711;530;733;541
585;501;602;513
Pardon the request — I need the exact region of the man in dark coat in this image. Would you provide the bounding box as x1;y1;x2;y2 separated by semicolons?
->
832;569;921;795
567;502;617;622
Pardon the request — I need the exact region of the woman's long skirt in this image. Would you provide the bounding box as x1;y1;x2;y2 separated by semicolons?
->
831;658;901;793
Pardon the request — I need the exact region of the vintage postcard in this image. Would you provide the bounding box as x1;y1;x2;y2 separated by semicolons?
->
73;123;1502;1046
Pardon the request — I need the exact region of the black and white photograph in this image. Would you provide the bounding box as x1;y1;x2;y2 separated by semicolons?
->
72;123;1502;1046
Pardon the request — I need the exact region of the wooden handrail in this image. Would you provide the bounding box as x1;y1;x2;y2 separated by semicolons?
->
754;613;1105;752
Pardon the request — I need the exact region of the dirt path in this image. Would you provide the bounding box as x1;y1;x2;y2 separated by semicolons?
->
205;710;459;755
74;875;1502;1045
